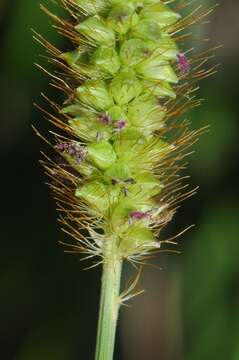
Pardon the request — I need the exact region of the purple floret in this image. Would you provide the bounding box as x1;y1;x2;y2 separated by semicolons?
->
177;53;190;75
130;211;148;220
54;142;69;152
55;142;87;164
98;113;112;125
114;120;126;130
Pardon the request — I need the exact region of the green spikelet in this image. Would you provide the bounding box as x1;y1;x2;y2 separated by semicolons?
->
35;1;216;359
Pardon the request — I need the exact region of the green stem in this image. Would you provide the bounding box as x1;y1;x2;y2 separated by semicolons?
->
95;242;123;360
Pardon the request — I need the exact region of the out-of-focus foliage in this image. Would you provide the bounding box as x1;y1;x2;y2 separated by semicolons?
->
0;1;238;359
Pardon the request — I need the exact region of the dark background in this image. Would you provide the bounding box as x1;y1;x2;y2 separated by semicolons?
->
0;0;238;359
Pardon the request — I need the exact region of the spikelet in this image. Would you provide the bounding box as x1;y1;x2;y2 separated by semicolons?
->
34;0;216;265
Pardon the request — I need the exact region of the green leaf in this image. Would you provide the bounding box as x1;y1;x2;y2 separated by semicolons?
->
136;55;178;83
120;172;162;203
107;105;128;122
120;224;155;253
120;39;153;67
110;69;143;105
75;181;119;213
132;19;163;41
110;197;153;229
107;3;138;36
127;94;166;132
63;153;95;177
61;103;83;116
91;47;121;76
69;117;112;142
120;35;178;71
104;162;132;181
61;49;99;78
88;141;117;170
155;34;179;60
133;172;162;198
143;79;176;98
74;0;106;15
113;129;143;159
140;3;181;28
76;80;113;111
61;49;84;66
114;131;172;169
75;16;115;46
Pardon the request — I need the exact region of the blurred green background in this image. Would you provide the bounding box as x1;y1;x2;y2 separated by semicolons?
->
0;0;238;359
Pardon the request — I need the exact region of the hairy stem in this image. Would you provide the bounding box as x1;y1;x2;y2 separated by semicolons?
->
95;242;122;360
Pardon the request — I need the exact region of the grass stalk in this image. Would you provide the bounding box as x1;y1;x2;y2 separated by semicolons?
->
95;242;122;360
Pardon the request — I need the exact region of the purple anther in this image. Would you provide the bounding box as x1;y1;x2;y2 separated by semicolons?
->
67;145;77;156
54;141;86;164
98;113;112;125
177;53;190;75
130;211;148;220
115;120;126;130
74;145;87;164
54;142;69;152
